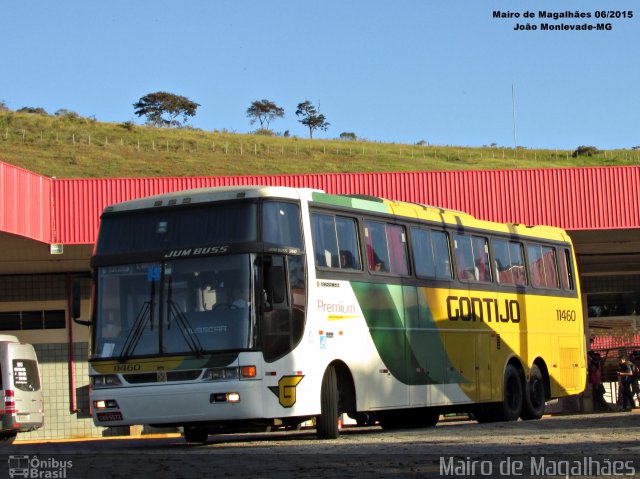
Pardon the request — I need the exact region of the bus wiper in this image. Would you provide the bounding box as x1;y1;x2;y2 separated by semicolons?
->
119;279;155;361
166;277;204;357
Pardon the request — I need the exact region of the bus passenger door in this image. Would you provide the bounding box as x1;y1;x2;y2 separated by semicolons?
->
444;332;477;403
476;332;493;401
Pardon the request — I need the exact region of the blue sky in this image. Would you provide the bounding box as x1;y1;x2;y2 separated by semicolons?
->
2;1;638;149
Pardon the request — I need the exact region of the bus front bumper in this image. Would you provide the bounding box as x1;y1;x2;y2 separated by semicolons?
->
91;379;265;427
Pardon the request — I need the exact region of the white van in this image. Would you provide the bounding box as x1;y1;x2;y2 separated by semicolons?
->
0;335;44;444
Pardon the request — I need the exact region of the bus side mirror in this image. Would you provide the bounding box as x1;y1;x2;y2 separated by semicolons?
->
71;280;91;326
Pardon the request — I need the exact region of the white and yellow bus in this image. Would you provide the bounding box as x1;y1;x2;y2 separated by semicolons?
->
80;186;585;442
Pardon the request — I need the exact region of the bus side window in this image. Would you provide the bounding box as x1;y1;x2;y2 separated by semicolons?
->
336;216;361;270
364;221;390;273
527;244;559;289
386;224;409;275
311;213;361;270
410;227;436;278
559;248;575;290
472;236;491;282
493;239;526;286
454;234;475;280
311;213;338;268
432;231;452;279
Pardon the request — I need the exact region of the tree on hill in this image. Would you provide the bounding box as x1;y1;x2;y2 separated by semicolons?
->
18;107;48;115
340;132;357;141
133;91;200;128
295;100;329;139
572;145;600;158
246;99;284;132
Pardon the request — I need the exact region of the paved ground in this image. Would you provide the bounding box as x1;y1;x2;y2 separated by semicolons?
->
2;411;639;478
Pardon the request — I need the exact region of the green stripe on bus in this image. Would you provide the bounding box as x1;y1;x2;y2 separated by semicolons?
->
351;282;466;386
311;192;390;214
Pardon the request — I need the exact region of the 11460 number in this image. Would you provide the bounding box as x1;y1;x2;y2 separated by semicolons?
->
556;309;577;321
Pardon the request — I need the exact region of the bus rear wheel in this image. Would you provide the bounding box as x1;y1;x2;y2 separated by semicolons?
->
521;364;545;420
316;365;339;439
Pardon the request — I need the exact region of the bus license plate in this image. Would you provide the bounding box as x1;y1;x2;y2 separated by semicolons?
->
97;411;123;422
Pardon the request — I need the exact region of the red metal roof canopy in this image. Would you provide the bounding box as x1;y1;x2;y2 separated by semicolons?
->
2;160;639;245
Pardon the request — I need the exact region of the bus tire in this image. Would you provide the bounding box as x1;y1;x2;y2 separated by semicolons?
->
316;365;339;439
498;364;524;421
521;364;545;420
183;426;208;444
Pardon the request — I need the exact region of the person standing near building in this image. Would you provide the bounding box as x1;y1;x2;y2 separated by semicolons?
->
588;351;608;411
617;356;635;411
629;351;640;406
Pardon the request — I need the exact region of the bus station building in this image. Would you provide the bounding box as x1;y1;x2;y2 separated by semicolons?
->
1;160;639;439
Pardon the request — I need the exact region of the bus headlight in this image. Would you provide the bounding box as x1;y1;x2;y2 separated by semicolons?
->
91;375;122;388
93;399;119;409
210;392;241;403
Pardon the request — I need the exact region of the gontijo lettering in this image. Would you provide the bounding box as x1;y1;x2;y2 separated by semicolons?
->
447;295;521;323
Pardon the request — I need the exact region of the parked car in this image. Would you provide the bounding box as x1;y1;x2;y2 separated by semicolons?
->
0;335;44;444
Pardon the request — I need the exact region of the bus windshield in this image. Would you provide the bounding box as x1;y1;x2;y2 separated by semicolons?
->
94;254;253;360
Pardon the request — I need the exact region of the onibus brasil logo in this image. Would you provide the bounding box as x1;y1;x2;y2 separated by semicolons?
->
8;455;72;478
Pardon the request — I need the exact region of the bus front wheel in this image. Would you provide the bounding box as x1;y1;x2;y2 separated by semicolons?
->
475;364;524;423
316;365;340;439
499;364;524;421
521;364;545;420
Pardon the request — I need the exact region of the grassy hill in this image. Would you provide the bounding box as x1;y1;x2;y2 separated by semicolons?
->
1;111;637;179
